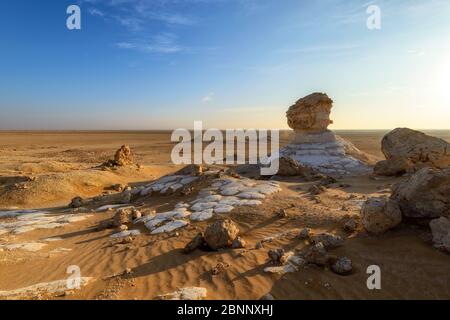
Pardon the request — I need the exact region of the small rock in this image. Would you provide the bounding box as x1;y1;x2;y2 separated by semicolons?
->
211;262;230;275
204;219;240;250
298;228;311;240
184;232;206;254
330;257;353;275
260;293;275;300
268;248;288;265
231;236;246;249
309;185;325;195
303;243;329;266
343;219;358;233
277;209;288;218
310;233;344;249
117;224;128;232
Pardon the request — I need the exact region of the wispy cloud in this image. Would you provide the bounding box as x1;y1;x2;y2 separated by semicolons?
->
202;92;215;103
115;33;184;53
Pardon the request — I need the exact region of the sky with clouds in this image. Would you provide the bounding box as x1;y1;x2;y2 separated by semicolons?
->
0;0;449;130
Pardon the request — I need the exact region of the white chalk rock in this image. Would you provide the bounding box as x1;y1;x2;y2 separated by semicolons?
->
151;220;189;234
190;210;214;222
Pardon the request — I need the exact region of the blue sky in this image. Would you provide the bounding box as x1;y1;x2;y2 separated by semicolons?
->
0;0;449;130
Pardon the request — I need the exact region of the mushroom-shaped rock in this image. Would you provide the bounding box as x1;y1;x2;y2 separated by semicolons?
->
287;92;334;133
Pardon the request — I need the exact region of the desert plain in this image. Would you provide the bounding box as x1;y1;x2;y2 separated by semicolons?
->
0;129;449;300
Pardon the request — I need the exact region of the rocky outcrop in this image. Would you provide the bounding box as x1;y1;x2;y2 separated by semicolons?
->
391;167;450;219
429;217;450;252
279;93;372;175
114;145;133;166
361;196;402;234
381;128;450;169
204;219;240;250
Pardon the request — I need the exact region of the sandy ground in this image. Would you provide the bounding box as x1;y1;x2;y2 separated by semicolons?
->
0;130;449;300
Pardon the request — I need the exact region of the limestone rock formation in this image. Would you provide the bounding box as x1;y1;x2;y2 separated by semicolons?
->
114;145;133;166
279;93;372;175
204;219;240;250
361;196;402;234
381;128;450;169
287;93;333;133
391;167;450;219
429;217;450;252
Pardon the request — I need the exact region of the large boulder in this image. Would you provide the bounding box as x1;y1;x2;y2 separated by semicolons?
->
429;217;450;252
381;128;450;169
391;167;450;219
361;196;402;234
286;92;333;133
204;219;239;250
373;156;414;177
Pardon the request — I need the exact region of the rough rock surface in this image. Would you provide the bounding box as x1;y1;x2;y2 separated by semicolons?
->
303;243;329;266
374;156;413;177
287;92;333;133
382;128;450;169
280;93;372;175
391;167;450;219
114;145;133;166
361;196;402;234
277;156;316;177
310;233;344;249
157;287;207;300
330;257;353;275
429;217;450;252
184;232;206;253
204;219;239;250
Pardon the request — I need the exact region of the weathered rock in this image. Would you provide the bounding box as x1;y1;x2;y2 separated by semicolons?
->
308;184;326;195
114;145;133;166
310;233;344;249
343;219;358;233
374;156;414;177
156;287;207;300
429;217;450;252
279;93;372;176
330;257;353;275
131;209;142;220
184;232;206;254
392;167;450;219
287;92;334;133
303;243;329;266
97;220;114;231
117;224;128;232
298;228;311;240
231;236;247;249
268;249;288;265
204;219;240;250
113;208;133;227
381;128;450;169
277;156;316;177
361;197;402;234
69;197;87;208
